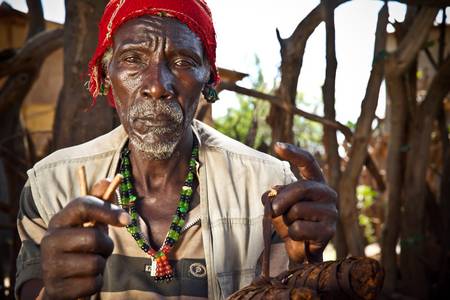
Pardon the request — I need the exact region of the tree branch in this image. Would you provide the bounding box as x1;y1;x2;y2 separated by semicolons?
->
0;29;64;78
26;0;45;38
267;0;350;144
339;3;388;256
219;81;353;139
394;7;439;74
389;0;450;6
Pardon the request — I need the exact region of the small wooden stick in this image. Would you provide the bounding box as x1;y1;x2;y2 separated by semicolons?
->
77;165;123;227
102;174;124;201
77;166;88;196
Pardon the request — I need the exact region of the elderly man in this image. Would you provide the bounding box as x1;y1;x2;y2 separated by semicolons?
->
16;0;337;299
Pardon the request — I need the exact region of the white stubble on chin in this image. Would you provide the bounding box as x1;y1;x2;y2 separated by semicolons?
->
128;100;185;160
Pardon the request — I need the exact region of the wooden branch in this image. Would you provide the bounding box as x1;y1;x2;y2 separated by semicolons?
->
394;7;439;74
439;9;447;65
424;47;438;71
268;0;350;143
0;29;64;78
321;0;341;189
26;0;45;38
218;81;385;193
219;81;353;139
339;3;388;256
365;155;386;191
389;0;450;6
421;54;450;113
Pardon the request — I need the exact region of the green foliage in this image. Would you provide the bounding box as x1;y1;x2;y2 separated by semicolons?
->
214;56;272;149
214;55;324;153
346;120;356;131
293;95;323;153
356;185;378;244
214;98;271;148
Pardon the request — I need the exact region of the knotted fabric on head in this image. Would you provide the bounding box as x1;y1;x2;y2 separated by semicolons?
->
88;0;219;107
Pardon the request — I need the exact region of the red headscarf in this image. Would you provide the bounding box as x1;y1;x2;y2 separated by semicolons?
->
88;0;219;106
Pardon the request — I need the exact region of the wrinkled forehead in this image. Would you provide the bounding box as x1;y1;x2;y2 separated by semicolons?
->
112;15;204;55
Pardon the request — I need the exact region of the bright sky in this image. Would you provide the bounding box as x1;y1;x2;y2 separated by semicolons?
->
5;0;410;123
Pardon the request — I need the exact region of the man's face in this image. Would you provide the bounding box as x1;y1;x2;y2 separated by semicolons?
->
107;16;210;160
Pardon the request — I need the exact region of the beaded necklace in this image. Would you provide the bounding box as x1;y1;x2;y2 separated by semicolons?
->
118;138;199;282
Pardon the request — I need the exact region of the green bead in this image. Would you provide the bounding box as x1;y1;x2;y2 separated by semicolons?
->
130;211;138;219
169;230;179;240
126;182;133;190
187;172;194;181
129;195;137;202
178;219;185;227
137;239;145;247
123;158;130;165
181;186;192;196
189;159;196;168
127;226;138;234
123;169;131;178
172;215;180;224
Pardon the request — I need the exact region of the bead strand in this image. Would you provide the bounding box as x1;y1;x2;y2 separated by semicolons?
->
118;138;199;282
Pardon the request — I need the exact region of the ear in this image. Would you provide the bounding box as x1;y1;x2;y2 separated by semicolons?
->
104;74;112;87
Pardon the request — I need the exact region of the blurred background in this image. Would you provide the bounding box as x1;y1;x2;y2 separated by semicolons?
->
0;0;449;299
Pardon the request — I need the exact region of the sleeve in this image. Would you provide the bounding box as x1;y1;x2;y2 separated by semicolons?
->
15;180;47;298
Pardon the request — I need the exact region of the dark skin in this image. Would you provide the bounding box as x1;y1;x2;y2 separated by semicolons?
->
21;16;337;300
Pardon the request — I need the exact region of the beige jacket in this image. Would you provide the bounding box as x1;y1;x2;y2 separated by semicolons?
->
24;120;295;299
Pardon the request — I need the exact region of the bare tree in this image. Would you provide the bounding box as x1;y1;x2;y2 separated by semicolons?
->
52;0;118;149
0;1;62;297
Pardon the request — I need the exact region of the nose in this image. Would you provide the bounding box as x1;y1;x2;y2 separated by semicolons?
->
140;62;175;100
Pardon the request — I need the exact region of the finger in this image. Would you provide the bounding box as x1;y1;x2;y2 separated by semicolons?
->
288;219;335;242
274;142;324;182
260;185;285;207
90;178;119;204
43;253;106;279
284;201;338;226
271;181;337;217
90;179;111;198
48;197;130;229
44;274;103;300
42;227;114;256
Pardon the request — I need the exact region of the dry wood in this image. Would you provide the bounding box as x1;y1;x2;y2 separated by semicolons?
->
390;0;450;6
77;166;123;228
267;0;350;145
77;166;88;196
0;29;63;78
382;7;439;295
339;4;388;256
228;194;384;300
0;1;47;295
400;53;450;298
52;0;116;150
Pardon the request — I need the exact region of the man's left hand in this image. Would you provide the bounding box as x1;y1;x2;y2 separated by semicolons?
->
267;142;338;263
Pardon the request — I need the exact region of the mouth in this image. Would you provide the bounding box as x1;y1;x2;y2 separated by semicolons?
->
131;116;181;135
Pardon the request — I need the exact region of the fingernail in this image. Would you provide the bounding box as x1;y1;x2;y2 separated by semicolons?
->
275;142;287;149
119;212;131;225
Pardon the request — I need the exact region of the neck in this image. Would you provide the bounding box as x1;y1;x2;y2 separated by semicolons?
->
128;129;194;195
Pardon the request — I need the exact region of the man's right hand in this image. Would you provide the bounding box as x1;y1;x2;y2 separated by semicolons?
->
39;180;130;300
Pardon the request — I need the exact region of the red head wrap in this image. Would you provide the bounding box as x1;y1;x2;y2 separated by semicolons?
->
88;0;219;106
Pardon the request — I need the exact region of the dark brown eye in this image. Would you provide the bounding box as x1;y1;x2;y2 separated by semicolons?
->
172;58;196;68
124;56;141;64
